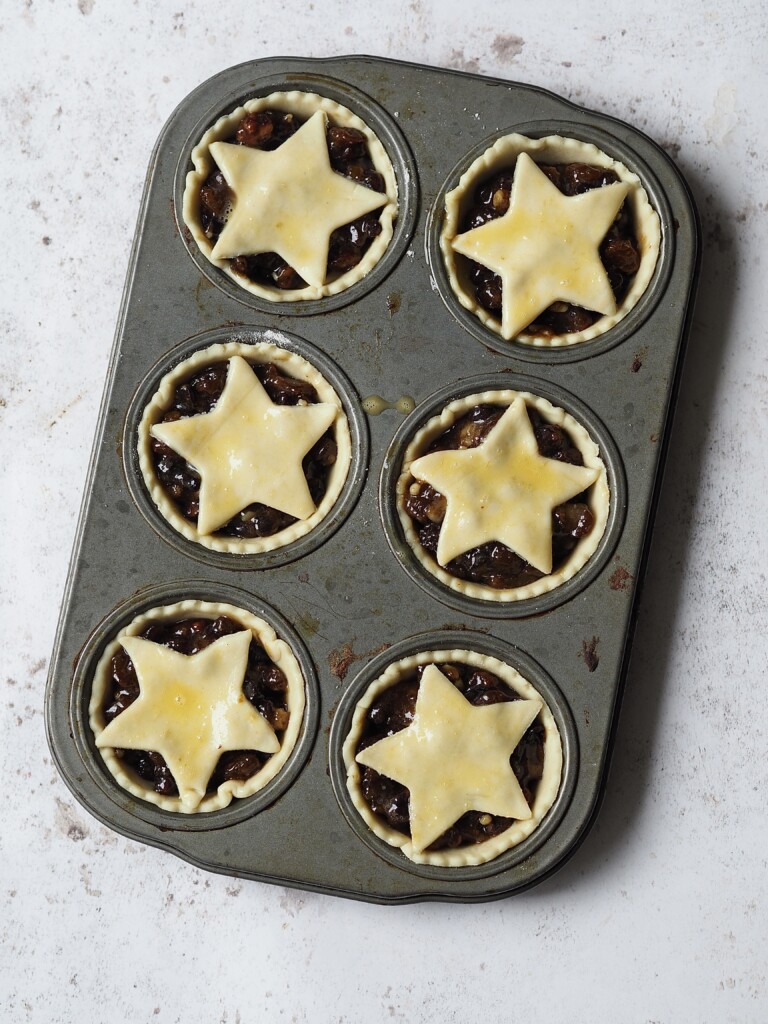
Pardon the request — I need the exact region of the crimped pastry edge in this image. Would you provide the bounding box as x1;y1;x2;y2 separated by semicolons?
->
396;389;610;602
440;132;661;346
342;648;563;867
89;599;306;813
183;89;398;301
137;340;352;553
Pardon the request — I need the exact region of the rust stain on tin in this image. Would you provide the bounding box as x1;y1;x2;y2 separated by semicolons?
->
609;566;633;591
328;641;391;681
439;622;490;634
581;636;600;672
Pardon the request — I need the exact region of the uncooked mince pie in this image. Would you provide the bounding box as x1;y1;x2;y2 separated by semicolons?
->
342;648;562;867
89;600;305;813
397;389;610;602
440;133;660;346
183;90;398;300
138;340;352;553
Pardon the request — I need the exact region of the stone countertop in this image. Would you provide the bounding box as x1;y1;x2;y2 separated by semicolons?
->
3;2;767;1021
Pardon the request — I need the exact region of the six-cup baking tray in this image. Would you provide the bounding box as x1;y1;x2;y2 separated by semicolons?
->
45;55;700;903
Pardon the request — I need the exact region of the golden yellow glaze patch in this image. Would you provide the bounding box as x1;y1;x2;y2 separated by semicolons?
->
96;630;279;812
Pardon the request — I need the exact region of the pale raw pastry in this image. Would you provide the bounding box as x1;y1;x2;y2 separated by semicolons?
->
440;133;661;346
138;341;352;553
343;649;562;867
397;390;610;602
183;90;398;300
89;600;305;813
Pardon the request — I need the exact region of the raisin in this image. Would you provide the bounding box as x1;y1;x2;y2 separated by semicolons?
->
258;362;317;404
235;112;274;147
553;502;594;538
601;235;641;274
360;767;411;832
215;750;266;782
327;125;366;162
368;679;419;735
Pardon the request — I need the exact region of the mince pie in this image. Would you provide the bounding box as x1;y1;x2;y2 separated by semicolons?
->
138;340;352;553
89;600;305;813
183;90;398;300
440;133;660;346
397;389;610;602
343;649;562;867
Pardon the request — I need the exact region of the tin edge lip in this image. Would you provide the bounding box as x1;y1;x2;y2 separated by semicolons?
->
67;581;320;833
379;372;627;619
327;630;579;885
172;71;419;316
122;324;370;570
425;118;675;364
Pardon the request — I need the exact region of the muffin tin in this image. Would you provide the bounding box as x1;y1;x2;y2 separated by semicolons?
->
45;55;700;903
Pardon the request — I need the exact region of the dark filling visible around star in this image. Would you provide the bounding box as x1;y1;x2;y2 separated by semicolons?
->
403;403;595;590
460;161;641;336
104;615;289;797
356;661;545;851
149;360;338;539
198;109;386;289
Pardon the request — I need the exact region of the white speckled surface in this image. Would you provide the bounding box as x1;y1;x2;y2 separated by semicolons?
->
3;1;768;1020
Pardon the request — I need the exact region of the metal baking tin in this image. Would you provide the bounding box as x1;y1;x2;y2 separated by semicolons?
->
45;56;700;903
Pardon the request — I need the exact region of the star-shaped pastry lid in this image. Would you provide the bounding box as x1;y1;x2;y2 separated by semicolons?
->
451;152;629;341
410;396;599;573
356;664;542;853
183;91;399;302
96;630;279;812
151;355;338;535
440;132;662;347
208;110;388;288
90;600;307;813
343;648;564;865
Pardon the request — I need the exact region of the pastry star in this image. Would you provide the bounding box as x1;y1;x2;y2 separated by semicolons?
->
96;631;279;811
357;665;542;852
410;397;599;572
152;356;337;535
209;111;388;288
452;152;630;339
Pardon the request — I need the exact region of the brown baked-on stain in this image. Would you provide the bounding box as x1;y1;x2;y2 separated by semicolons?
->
609;565;633;591
439;622;489;633
581;636;600;672
386;292;401;317
328;642;391;681
631;355;643;373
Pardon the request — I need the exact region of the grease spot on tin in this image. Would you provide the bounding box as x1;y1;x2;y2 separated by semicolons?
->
362;394;415;415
